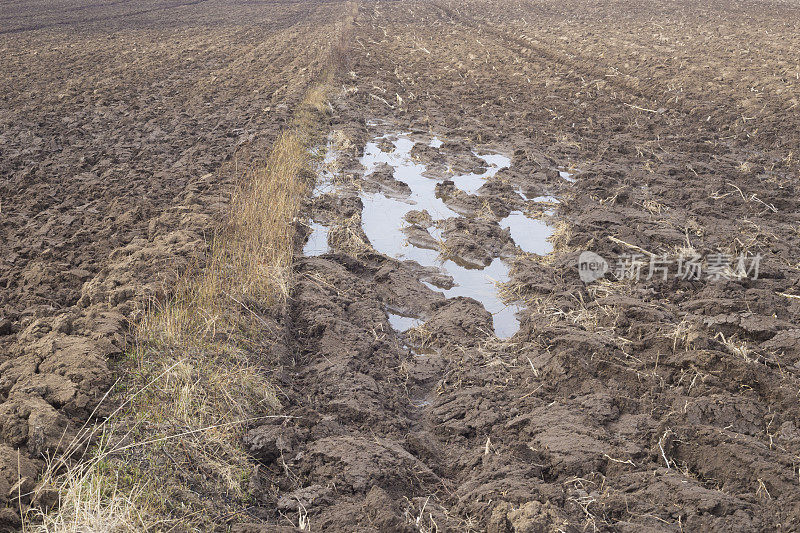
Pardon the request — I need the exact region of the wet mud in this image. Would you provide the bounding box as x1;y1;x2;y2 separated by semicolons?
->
304;129;555;339
254;0;800;530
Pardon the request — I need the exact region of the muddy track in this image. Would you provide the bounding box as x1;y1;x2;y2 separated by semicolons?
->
242;0;800;531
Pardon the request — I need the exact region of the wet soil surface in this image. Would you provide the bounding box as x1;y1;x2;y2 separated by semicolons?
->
249;0;800;531
303;128;555;338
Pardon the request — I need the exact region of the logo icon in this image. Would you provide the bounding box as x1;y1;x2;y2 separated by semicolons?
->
578;251;608;283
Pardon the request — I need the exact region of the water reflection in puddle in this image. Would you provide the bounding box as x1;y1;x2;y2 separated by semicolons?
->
362;137;458;222
456;153;512;194
532;195;560;203
303;222;329;256
388;312;421;332
439;258;520;339
358;133;555;339
303;139;338;256
501;212;554;255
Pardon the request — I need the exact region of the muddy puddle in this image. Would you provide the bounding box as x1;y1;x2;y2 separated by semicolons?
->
306;131;558;339
454;152;512;194
500;211;553;255
302;221;329;256
359;134;533;337
303;139;338;256
387;311;421;332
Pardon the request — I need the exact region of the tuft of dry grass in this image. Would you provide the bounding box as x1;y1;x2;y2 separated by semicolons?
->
26;469;148;533
406;321;436;351
24;431;154;533
536;219;573;266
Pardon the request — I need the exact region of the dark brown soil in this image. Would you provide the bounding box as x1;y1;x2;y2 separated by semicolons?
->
4;0;800;531
249;0;800;531
0;0;341;529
